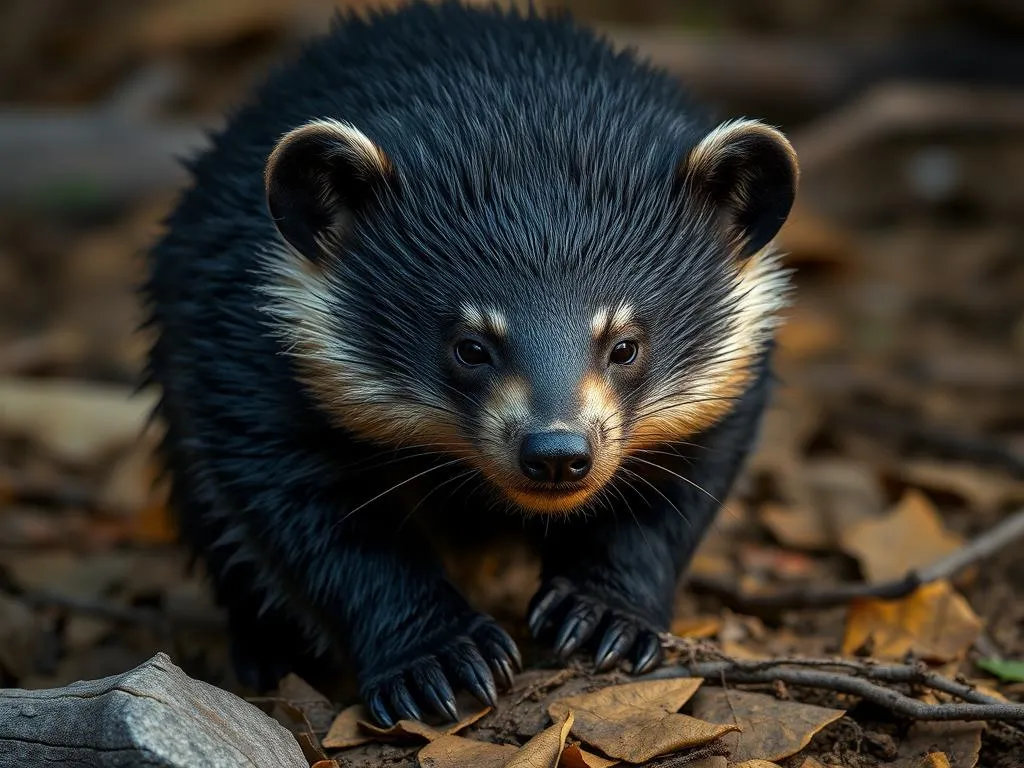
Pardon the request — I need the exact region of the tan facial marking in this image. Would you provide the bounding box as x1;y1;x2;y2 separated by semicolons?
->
460;303;508;339
256;243;466;450
591;302;635;340
630;245;790;447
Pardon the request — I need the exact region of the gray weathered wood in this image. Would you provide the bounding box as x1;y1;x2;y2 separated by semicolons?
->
0;652;308;767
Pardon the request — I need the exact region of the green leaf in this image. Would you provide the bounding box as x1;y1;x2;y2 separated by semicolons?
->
976;658;1024;682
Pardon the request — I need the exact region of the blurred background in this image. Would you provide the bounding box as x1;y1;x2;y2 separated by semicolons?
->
1;0;1023;750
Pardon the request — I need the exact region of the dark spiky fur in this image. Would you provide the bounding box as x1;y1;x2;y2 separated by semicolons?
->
142;1;797;726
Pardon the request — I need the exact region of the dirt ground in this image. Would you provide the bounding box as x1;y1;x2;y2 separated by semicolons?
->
1;1;1023;766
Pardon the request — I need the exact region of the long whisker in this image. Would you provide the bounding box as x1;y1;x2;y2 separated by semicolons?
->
334;456;466;527
624;455;724;508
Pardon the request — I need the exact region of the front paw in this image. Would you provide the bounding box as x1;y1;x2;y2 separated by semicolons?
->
528;577;664;675
359;613;521;727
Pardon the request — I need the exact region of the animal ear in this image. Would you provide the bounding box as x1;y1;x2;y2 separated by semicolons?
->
265;119;397;260
678;119;799;259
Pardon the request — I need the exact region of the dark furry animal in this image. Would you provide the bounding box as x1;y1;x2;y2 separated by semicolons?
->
142;0;798;727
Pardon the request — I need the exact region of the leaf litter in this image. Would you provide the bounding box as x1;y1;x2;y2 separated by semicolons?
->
4;0;1024;766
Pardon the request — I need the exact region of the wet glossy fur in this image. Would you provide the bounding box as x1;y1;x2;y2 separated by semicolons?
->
142;0;795;726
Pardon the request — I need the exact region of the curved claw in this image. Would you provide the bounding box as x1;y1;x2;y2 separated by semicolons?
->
554;601;604;660
631;632;664;675
390;678;422;722
449;643;498;707
594;618;639;672
528;584;572;638
412;663;459;722
366;688;394;728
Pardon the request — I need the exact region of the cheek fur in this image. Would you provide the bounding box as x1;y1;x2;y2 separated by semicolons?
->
629;244;790;448
257;243;469;450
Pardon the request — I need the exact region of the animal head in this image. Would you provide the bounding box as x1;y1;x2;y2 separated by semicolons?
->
259;112;797;515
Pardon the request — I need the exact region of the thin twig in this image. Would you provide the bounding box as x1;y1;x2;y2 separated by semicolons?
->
688;505;1024;612
644;657;1024;723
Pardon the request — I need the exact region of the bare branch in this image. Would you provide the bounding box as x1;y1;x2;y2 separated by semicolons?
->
688;505;1024;612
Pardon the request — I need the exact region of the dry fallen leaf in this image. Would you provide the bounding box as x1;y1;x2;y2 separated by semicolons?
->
840;490;964;583
919;754;952;768
798;759;827;768
733;762;784;768
899;460;1024;515
689;688;845;762
842;580;982;662
893;721;982;768
670;616;722;639
558;743;618;768
323;697;490;749
417;734;518;768
505;710;575;768
547;679;738;763
274;674;336;736
310;761;341;768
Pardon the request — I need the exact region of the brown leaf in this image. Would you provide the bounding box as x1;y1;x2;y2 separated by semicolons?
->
416;735;518;768
547;678;704;720
322;697;490;749
732;762;784;768
760;459;885;551
670;616;722;639
919;754;952;768
689;688;845;762
558;743;619;768
899;460;1024;515
893;722;982;768
840;490;964;583
505;709;574;768
275;674;336;735
547;679;737;763
842;580;982;662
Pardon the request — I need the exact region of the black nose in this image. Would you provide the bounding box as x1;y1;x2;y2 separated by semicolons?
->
519;432;592;483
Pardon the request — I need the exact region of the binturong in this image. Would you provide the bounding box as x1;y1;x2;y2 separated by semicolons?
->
142;0;798;727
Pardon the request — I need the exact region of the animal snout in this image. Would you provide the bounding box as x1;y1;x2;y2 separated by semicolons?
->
519;431;592;483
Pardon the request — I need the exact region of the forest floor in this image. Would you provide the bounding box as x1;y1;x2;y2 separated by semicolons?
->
2;1;1024;767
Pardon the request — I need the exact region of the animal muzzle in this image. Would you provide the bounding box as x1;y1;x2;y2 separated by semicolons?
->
518;430;592;484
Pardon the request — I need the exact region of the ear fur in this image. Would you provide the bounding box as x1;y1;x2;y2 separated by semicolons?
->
264;118;397;260
679;119;799;258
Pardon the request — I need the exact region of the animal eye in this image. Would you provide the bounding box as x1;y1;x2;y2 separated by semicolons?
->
454;339;492;367
609;340;639;366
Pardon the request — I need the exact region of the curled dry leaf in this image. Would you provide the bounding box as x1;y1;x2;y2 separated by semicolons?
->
416;710;574;768
558;743;618;767
323;696;491;750
547;679;738;763
416;735;518;768
842;580;982;662
839;489;963;583
274;674;336;736
506;709;574;768
689;688;845;763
